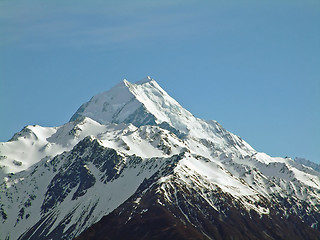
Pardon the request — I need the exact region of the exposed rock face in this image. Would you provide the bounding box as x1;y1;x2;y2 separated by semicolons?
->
0;78;319;240
75;170;320;240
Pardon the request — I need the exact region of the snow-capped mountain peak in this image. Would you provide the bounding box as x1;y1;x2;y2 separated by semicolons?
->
70;77;190;130
1;77;320;240
134;75;153;85
70;78;255;156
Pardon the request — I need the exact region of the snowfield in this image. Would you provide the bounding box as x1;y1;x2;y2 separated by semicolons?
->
0;77;319;240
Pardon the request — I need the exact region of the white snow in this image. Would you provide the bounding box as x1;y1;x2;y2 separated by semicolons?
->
177;155;255;196
70;77;256;156
0;117;108;176
1;77;320;239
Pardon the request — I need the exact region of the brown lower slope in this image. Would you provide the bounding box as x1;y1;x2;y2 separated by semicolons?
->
75;176;320;240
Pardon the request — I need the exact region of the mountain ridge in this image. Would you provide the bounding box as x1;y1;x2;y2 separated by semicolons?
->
0;77;319;239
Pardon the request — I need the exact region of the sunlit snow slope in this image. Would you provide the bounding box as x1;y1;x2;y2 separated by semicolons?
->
0;77;319;240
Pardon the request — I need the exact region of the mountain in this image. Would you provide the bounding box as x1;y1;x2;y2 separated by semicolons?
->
0;77;320;240
295;157;320;173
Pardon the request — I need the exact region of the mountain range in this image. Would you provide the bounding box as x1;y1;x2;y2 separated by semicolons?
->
1;77;320;240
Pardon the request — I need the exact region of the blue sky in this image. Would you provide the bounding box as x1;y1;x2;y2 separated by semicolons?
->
1;0;319;163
